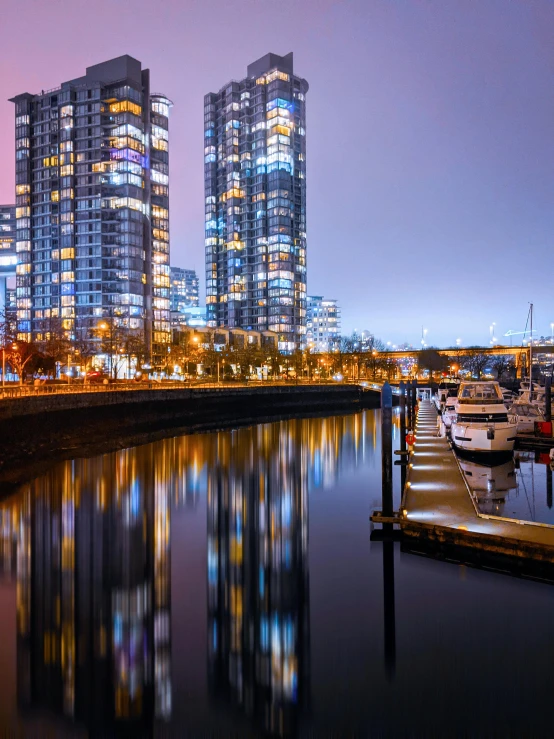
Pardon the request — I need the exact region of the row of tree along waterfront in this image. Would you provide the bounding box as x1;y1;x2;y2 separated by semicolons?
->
0;313;526;384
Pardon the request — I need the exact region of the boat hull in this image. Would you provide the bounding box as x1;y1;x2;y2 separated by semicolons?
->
451;422;517;454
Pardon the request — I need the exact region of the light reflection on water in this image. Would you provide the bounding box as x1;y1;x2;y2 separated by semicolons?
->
460;452;554;524
0;410;553;737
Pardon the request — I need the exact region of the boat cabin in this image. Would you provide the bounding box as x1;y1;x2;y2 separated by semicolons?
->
457;382;504;405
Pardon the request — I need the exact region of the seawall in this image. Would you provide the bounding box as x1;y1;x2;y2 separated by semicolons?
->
0;384;380;494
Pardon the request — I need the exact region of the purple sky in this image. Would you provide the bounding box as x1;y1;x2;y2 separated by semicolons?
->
1;0;553;347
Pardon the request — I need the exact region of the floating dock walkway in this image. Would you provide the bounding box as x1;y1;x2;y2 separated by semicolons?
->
373;400;554;568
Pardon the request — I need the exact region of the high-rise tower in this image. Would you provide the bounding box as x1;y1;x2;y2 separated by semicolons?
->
204;52;308;352
0;205;16;322
10;55;171;353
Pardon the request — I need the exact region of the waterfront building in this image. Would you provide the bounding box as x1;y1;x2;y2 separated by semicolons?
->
10;55;172;354
0;205;16;323
172;324;278;352
204;52;308;352
12;450;172;730
306;296;340;352
170;266;199;314
170;305;207;329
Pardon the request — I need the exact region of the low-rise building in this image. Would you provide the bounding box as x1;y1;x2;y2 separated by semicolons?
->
170;306;207;330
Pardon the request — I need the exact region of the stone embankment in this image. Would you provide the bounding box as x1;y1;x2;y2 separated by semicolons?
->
0;384;380;493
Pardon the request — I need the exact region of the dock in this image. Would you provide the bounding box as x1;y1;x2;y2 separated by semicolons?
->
372;400;554;569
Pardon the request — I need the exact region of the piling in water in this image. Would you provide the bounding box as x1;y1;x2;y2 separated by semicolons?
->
381;381;393;520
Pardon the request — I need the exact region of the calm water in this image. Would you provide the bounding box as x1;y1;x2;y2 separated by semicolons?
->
460;451;554;524
1;410;554;738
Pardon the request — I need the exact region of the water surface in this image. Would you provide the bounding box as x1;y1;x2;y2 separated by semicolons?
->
0;410;553;737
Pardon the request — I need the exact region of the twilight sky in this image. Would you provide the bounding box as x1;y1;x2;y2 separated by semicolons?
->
0;0;553;347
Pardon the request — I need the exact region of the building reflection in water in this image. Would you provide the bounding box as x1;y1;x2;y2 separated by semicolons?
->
0;411;378;735
207;421;311;736
3;448;172;735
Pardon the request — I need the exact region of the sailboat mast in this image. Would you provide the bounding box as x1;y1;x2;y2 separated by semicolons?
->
529;302;533;392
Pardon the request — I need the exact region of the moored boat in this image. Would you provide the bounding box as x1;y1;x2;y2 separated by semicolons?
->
450;381;517;455
508;402;545;434
442;398;457;430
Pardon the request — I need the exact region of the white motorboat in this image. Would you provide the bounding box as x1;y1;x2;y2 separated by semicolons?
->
500;387;517;406
433;387;449;413
442;398;458;430
508;402;545;434
450;381;517;454
516;382;553;414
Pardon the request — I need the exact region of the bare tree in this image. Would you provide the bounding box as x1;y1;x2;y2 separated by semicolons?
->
35;317;71;378
7;342;35;385
463;349;490;379
491;355;515;381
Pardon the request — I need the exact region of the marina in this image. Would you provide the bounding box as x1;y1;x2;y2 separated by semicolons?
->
372;389;554;570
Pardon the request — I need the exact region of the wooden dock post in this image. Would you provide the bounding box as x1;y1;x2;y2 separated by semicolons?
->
545;377;552;423
381;381;393;522
547;466;552;509
410;379;417;428
399;380;407;489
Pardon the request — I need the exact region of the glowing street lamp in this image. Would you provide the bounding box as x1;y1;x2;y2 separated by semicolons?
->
489;322;496;345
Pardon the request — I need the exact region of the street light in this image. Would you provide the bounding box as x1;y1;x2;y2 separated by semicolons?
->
551;322;554;344
489;322;496;345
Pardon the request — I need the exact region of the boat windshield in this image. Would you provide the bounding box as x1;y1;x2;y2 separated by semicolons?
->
514;404;543;417
458;383;503;404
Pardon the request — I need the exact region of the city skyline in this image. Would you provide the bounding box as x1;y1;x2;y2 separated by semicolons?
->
0;0;553;346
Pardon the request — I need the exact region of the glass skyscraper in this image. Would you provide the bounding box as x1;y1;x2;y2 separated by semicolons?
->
10;55;171;353
306;296;341;352
170;266;199;312
0;204;16;322
204;52;308;352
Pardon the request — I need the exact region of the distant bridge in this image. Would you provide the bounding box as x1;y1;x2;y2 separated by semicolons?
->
373;344;554;378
